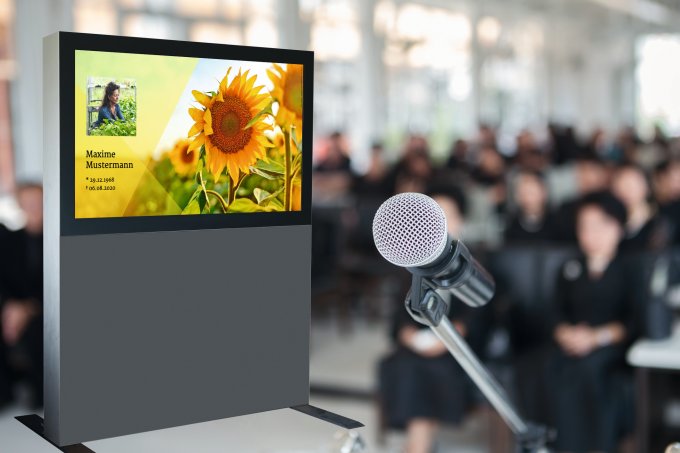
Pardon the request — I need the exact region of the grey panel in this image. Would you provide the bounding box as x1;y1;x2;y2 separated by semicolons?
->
49;225;310;445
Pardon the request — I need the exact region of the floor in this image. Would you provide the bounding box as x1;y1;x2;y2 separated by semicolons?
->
0;316;491;452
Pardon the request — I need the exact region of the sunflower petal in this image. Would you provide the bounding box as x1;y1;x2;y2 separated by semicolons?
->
203;108;213;135
228;69;242;92
227;160;240;180
192;90;213;108
242;74;257;96
219;67;233;96
211;162;225;182
188;107;205;122
188;134;205;152
188;122;203;137
256;136;275;148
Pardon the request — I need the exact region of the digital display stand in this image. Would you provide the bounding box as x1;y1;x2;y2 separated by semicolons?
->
16;31;362;451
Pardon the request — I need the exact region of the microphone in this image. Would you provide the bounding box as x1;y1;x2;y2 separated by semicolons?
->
372;193;552;452
372;192;495;308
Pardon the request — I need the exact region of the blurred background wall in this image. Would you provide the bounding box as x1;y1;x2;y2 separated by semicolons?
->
1;0;680;185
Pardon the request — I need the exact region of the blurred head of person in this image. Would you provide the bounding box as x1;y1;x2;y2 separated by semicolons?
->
365;141;386;181
654;124;668;147
575;157;609;195
327;131;349;159
448;138;469;161
653;159;680;205
393;136;432;194
611;164;651;213
16;182;43;235
100;81;120;111
394;153;432;194
589;127;606;153
576;191;626;263
610;126;640;163
427;184;467;238
516;129;537;155
474;146;505;183
478;123;497;148
513;170;548;218
403;134;430;159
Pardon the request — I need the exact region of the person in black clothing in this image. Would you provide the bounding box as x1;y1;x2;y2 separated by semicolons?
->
553;157;609;243
0;183;44;408
505;170;556;243
352;141;390;198
611;163;671;253
445;139;471;173
551;191;639;452
378;187;480;453
653;160;680;243
314;131;351;173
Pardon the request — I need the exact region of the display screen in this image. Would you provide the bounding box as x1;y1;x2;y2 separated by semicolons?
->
75;50;303;219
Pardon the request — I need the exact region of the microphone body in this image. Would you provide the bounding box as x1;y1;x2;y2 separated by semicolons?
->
408;236;495;308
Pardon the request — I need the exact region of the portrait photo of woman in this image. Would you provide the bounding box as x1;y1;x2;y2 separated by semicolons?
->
87;78;136;136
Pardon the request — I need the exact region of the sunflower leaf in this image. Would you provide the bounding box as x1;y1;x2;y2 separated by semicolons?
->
290;125;302;151
249;167;277;180
254;186;285;206
227;197;279;213
261;186;285;206
254;159;285;174
253;188;270;204
292;151;303;173
244;99;274;130
197;190;207;213
194;159;205;185
181;187;203;215
268;197;284;210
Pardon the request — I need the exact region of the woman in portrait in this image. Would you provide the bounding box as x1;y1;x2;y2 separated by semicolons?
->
95;81;124;127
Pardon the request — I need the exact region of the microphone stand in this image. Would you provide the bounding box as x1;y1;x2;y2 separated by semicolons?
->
405;273;552;453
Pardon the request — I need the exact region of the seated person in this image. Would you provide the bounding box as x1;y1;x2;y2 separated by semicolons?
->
94;81;124;127
611;163;671;253
0;183;44;408
505;170;556;243
550;191;639;452
378;186;479;453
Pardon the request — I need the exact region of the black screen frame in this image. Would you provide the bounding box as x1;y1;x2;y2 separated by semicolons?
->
59;31;313;236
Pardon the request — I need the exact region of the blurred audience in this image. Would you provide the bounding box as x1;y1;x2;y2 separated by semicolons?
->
0;183;44;409
310;122;680;452
1;119;678;449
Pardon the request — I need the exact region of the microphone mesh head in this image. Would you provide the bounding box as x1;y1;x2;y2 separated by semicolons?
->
372;193;448;267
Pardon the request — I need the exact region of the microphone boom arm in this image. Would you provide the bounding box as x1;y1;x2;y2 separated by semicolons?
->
405;273;551;453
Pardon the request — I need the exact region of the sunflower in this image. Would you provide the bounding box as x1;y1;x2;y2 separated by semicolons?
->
187;68;273;181
168;139;198;176
267;63;303;140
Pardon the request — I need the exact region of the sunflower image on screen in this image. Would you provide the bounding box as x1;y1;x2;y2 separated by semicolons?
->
87;77;137;136
81;56;304;219
174;63;302;214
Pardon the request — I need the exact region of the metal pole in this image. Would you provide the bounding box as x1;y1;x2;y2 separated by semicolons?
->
431;316;529;436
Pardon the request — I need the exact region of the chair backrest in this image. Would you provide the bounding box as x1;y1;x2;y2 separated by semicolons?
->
488;244;579;352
